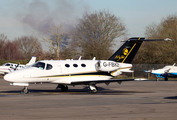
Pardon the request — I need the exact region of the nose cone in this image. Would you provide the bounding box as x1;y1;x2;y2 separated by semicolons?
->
4;70;23;82
4;67;35;83
4;73;14;82
4;74;12;82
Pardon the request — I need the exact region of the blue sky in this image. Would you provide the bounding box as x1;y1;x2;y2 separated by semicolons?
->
0;0;177;40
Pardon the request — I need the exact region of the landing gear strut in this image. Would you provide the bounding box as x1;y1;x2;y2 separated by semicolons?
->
21;86;30;94
89;85;98;93
56;84;68;92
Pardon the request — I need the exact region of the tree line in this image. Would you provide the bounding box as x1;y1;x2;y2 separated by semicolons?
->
1;10;177;65
133;15;177;64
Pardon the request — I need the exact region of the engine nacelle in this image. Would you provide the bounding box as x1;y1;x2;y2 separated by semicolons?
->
111;63;133;76
111;71;122;76
95;60;119;72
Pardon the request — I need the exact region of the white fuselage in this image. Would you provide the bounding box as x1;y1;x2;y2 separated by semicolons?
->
151;65;177;75
4;60;132;86
0;56;36;75
0;63;25;74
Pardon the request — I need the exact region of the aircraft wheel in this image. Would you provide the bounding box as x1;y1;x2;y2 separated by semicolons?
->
91;89;98;93
89;85;98;93
21;87;30;94
61;85;68;92
165;77;168;81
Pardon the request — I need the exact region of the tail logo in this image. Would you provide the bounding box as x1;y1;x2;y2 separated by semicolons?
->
123;48;128;55
114;55;125;61
114;48;129;61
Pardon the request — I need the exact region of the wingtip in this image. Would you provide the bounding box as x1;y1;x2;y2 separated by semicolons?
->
164;38;172;41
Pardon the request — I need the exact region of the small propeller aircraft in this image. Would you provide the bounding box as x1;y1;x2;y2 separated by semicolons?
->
0;56;36;75
144;63;177;81
4;37;171;94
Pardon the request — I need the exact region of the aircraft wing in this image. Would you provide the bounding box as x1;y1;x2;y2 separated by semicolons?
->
166;73;177;77
70;78;146;85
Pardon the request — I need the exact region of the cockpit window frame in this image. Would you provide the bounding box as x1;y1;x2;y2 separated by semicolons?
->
5;63;11;66
32;62;46;70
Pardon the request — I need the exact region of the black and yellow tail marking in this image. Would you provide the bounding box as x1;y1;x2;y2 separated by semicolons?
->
108;37;144;63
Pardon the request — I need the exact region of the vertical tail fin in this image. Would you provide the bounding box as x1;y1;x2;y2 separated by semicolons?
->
108;37;144;63
26;56;36;66
108;37;171;63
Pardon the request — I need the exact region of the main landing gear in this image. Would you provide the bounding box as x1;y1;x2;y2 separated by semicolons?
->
165;77;168;81
56;84;98;93
21;86;30;94
89;85;98;93
156;76;168;81
56;84;68;92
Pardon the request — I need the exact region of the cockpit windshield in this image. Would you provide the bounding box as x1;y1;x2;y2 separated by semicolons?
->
32;62;45;70
3;63;11;66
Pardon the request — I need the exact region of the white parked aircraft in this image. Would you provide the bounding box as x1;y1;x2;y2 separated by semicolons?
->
0;56;36;75
4;37;171;94
145;63;177;81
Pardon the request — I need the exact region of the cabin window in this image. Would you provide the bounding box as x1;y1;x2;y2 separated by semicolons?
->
73;64;78;67
65;64;70;68
81;64;86;67
32;62;45;70
46;64;53;70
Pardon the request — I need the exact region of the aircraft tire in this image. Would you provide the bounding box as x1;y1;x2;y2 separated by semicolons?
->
21;87;30;94
90;86;98;93
165;77;168;81
61;85;68;92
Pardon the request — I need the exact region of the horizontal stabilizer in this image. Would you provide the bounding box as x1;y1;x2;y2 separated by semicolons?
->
121;37;172;42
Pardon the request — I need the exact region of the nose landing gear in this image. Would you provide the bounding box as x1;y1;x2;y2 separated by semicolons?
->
21;86;30;94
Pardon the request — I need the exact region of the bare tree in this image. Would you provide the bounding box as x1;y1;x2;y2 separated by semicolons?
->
16;36;42;59
71;10;127;60
42;24;65;59
0;34;7;59
133;15;177;64
0;34;25;60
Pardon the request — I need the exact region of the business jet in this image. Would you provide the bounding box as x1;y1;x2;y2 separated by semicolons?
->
145;63;177;81
0;56;36;75
4;37;171;94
